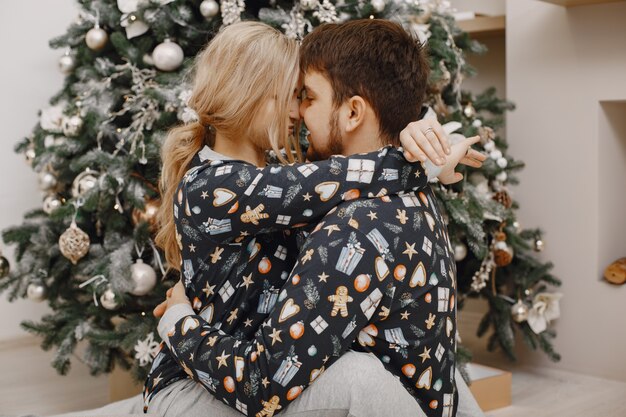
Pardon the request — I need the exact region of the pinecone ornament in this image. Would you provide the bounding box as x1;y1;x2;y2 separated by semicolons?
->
493;190;513;208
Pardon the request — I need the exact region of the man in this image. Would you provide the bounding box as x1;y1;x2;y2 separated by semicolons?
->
155;19;485;417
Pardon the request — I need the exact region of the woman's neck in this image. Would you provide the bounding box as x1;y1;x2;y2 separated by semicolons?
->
212;131;267;167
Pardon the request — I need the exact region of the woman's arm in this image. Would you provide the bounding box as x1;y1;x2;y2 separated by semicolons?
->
179;145;428;242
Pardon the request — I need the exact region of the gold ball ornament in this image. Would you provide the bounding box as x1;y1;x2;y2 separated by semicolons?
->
59;221;90;265
493;231;513;267
43;195;63;214
85;25;108;51
25;147;36;165
131;199;160;229
58;53;76;74
534;239;545;252
152;39;184;72
463;102;476;118
61;115;83;137
0;255;10;278
39;171;58;192
27;283;46;302
511;299;529;323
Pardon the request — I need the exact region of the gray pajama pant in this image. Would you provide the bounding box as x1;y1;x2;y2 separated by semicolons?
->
43;351;485;417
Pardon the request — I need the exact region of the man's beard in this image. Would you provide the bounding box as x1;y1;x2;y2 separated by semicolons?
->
307;112;344;161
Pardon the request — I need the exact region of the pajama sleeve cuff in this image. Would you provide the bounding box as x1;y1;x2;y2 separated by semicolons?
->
158;303;196;346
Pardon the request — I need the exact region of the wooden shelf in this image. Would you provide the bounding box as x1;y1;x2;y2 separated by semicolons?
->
457;15;505;38
538;0;625;6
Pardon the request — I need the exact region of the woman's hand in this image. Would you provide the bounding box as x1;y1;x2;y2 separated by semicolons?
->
153;280;191;319
399;119;451;166
437;135;486;185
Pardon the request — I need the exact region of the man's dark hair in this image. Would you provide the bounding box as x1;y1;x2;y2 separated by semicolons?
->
300;19;430;146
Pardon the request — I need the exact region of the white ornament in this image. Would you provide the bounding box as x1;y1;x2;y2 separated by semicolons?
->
200;0;220;18
134;332;161;367
86;26;108;51
496;171;508;182
62;115;83;137
453;243;467;261
152;39;184;72
371;0;386;13
220;0;246;25
39;172;58;191
497;157;508;169
27;283;46;302
483;140;495;152
527;292;563;334
25;148;36;165
58;53;76;74
40;103;66;133
472;119;483;128
130;259;157;296
489;150;502;160
43;195;62;214
300;0;319;10
100;287;119;310
72;168;99;198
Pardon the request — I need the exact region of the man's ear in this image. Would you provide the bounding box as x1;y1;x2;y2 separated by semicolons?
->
344;96;368;133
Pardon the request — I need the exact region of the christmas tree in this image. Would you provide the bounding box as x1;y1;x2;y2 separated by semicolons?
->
0;0;561;383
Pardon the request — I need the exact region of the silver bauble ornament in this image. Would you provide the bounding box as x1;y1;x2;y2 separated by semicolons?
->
43;195;63;214
58;54;76;74
300;0;319;10
371;0;386;13
86;26;108;51
59;221;90;265
454;243;467;261
129;259;157;296
72;168;99;197
534;239;545;252
199;0;220;18
100;287;119;310
25;147;36;165
27;283;46;302
153;39;184;72
511;300;529;323
39;171;58;192
0;255;10;278
62;115;83;137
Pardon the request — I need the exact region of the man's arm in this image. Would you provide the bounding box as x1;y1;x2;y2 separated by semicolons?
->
180;146;427;242
159;225;387;416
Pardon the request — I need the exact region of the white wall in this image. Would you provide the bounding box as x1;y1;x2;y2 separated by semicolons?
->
0;0;78;341
506;0;626;381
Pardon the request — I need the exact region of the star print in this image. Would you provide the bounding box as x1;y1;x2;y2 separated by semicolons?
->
227;308;238;325
419;346;431;363
189;352;194;361
233;340;242;348
262;377;270;388
241;273;254;289
188;244;196;252
210;247;224;264
396;209;408;225
323;355;330;363
216;350;231;368
425;313;436;329
303;192;312;201
202;282;216;297
244;318;253;327
206;336;218;347
152;373;163;388
414;169;421;178
318;272;329;283
367;211;378;220
269;328;283;346
200;191;209;199
240;230;249;237
324;224;341;236
301;249;314;264
403;242;418;260
401;310;411;320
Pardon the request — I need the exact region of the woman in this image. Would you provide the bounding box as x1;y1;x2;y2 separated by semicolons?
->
48;21;485;417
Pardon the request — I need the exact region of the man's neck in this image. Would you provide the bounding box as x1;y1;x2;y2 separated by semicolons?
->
340;125;385;156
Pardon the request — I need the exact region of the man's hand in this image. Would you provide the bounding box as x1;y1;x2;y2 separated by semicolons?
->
153;280;191;319
399;119;451;166
437;135;485;185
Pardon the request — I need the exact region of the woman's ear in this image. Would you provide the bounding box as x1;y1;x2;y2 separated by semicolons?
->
344;96;367;133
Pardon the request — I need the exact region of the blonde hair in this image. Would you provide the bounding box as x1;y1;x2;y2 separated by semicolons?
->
156;22;302;271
